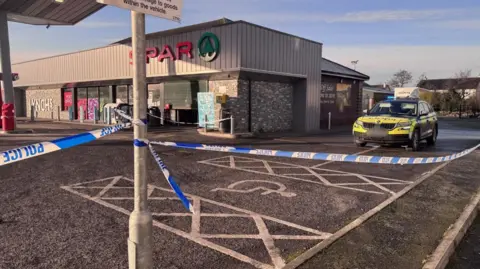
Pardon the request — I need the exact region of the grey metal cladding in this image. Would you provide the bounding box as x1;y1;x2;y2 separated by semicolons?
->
238;22;322;76
12;23;245;87
237;22;323;130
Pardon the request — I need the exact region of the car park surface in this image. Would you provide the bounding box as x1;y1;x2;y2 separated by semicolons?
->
0;119;479;269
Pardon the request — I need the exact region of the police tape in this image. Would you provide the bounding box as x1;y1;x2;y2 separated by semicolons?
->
148;144;193;212
147;113;230;125
116;109;480;165
114;109;147;126
0;123;129;167
148;141;480;165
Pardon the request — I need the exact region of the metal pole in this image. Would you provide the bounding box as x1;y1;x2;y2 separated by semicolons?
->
176;109;179;126
57;106;61;121
128;11;152;269
93;107;98;124
204;114;207;133
80;107;84;123
230;115;234;135
0;12;15;131
328;112;331;130
30;105;34;121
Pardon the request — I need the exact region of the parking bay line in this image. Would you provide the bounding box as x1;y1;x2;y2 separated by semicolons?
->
283;160;451;269
199;161;386;195
311;146;380;169
62;177;333;269
62;185;276;269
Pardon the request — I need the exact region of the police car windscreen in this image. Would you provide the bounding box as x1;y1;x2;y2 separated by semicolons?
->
369;102;417;116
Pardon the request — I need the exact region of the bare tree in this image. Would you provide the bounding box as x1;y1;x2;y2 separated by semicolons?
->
455;69;472;80
454;69;471;118
416;73;428;86
389;69;413;87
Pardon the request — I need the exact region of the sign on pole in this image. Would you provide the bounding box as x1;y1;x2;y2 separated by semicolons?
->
97;0;183;22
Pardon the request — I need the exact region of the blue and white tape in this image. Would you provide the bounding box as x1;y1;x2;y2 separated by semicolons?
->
0;123;127;167
149;141;480;165
148;144;194;212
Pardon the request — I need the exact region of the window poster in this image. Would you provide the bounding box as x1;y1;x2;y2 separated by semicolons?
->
321;83;336;104
336;83;352;112
63;91;72;109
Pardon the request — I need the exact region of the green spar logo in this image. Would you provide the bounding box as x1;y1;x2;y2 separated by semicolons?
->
197;32;220;62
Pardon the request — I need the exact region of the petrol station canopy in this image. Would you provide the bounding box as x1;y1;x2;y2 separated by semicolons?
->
0;0;106;25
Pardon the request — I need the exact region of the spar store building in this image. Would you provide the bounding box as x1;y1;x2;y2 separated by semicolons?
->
12;18;369;133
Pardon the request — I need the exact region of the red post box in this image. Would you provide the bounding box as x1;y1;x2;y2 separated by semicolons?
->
1;103;15;132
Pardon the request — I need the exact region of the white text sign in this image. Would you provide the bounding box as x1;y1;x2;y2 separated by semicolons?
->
31;99;53;112
97;0;182;22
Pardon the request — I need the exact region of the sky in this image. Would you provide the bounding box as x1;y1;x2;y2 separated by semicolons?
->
7;0;480;85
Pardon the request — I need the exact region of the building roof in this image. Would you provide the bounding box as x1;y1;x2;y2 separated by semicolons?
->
114;18;371;81
363;86;393;94
114;18;234;44
417;77;480;90
321;58;370;81
0;0;105;25
113;18;323;46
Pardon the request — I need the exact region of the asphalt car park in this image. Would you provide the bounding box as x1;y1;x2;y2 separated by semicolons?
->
0;121;479;269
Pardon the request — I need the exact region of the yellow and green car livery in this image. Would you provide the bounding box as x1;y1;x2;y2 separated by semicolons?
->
353;99;438;151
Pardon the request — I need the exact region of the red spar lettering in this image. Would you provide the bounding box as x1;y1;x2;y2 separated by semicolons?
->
128;41;194;64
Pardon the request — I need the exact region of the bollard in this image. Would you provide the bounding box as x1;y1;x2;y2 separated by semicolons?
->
107;107;112;125
30;105;34;121
57;106;61;121
176;110;180;126
204;114;208;133
94;107;98;124
80;107;84;123
51;111;54;119
68;106;73;122
328;112;331;130
230;115;234;136
160;114;164;126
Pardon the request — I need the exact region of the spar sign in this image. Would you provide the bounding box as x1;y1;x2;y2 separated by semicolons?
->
97;0;183;22
128;32;221;64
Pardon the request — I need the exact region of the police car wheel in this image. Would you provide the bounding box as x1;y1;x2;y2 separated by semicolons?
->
409;129;420;151
354;138;367;147
426;126;437;146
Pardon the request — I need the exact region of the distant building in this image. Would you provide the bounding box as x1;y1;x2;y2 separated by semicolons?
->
417;78;480;100
362;83;394;111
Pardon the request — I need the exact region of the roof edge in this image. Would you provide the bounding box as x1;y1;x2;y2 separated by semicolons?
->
112;17;235;45
322;58;370;80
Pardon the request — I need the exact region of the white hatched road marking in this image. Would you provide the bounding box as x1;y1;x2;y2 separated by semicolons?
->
199;148;411;196
62;176;332;269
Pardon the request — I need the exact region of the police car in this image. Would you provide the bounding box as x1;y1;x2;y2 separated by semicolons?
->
352;98;438;151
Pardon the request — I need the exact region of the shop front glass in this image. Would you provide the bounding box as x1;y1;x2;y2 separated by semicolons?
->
99;86;110;115
148;84;162;108
77;88;87;119
116;85;128;104
62;88;74;111
87;87;99;120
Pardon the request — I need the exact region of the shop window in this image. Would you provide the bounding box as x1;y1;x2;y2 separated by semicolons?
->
61;88;73;111
99;87;110;115
77;88;87;119
148;84;162;107
116;85;128;104
164;80;205;109
87;87;99;120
